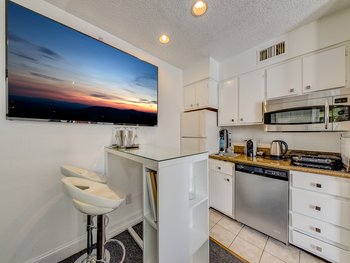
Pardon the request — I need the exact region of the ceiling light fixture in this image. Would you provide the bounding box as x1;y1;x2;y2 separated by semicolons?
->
159;34;170;44
192;1;207;17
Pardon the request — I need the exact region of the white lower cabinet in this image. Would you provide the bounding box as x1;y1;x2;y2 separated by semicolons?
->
290;171;350;263
209;159;234;217
291;213;350;248
292;230;350;263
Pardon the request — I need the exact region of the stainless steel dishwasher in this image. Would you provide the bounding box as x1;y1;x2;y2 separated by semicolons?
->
235;163;289;244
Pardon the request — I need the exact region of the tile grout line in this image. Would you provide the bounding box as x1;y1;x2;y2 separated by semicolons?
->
228;224;244;248
258;236;269;263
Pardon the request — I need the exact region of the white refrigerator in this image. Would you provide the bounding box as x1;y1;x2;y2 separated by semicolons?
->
181;110;219;153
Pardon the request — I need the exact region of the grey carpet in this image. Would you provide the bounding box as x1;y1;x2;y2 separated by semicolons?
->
60;222;244;263
59;230;142;263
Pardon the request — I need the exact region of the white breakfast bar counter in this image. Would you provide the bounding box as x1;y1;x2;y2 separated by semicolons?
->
104;145;209;263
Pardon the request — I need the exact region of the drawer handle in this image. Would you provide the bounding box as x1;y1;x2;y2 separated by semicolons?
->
232;119;234;122
289;88;294;93
316;246;322;252
310;204;321;211
240;118;243;121
305;85;311;90
315;227;321;233
217;166;221;170
312;183;322;188
225;178;230;182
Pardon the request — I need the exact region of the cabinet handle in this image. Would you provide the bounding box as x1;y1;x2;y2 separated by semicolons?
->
289;88;294;93
232;119;234;122
315;227;321;233
196;103;199;106
316;246;322;252
314;205;321;211
240;118;243;121
190;104;193;107
225;178;230;182
305;85;311;90
312;183;322;188
217;166;221;170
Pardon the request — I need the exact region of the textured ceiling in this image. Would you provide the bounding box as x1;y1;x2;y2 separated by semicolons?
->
44;0;350;69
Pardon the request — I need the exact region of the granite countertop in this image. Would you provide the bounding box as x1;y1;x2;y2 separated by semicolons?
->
209;153;350;179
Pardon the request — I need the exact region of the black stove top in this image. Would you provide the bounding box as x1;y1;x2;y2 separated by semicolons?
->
290;153;342;171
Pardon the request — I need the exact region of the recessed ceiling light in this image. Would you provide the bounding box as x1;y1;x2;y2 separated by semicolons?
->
159;34;170;44
192;1;207;17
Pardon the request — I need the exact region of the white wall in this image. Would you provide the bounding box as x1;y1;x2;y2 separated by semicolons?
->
0;0;182;262
219;7;350;153
220;6;350;80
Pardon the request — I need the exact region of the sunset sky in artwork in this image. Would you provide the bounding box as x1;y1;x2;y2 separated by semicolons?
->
7;1;158;114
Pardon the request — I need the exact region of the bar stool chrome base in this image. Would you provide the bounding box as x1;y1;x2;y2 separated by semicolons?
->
73;249;110;263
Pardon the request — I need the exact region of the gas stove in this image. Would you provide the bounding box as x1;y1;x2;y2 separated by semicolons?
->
290;153;342;170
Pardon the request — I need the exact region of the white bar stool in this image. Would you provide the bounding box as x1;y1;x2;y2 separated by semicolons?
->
61;165;125;263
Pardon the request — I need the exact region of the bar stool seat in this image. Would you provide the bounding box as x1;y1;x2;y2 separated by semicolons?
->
61;164;107;183
61;177;124;215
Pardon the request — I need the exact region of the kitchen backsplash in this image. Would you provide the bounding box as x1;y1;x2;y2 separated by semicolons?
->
226;125;344;153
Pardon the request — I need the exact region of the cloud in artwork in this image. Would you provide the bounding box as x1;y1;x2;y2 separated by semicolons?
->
90;92;126;101
10;51;37;63
30;72;64;82
8;32;31;44
38;47;61;60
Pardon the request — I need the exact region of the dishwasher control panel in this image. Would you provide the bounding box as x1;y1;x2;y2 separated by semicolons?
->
236;163;289;181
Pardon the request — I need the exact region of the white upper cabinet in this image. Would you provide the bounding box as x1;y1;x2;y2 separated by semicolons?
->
303;45;347;93
266;59;302;99
238;70;265;124
218;78;238;126
183;78;218;111
183;84;196;110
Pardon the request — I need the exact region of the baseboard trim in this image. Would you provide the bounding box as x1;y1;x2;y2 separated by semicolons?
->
25;211;143;263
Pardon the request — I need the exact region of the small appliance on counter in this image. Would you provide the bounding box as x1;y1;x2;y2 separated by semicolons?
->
219;128;229;153
291;153;342;170
270;140;288;159
341;134;350;171
113;126;139;149
245;139;257;157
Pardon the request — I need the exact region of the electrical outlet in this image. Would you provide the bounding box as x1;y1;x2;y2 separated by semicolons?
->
125;193;132;204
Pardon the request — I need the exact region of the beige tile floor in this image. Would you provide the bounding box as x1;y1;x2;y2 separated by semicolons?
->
209;208;327;263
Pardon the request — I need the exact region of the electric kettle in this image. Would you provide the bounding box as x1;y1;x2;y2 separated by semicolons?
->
270;140;288;159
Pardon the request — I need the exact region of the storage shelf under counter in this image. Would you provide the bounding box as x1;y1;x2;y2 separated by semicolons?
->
105;145;209;263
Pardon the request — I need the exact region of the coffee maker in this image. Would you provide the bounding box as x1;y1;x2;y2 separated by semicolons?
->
245;139;257;157
219;128;229;153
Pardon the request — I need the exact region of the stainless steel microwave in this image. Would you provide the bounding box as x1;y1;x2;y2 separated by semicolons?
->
264;88;350;132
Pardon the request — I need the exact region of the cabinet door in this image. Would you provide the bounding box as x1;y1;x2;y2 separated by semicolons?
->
195;80;209;109
218;78;238;126
209;170;232;217
266;59;302;99
291;188;350;229
238;70;265;124
181;138;208;152
181;111;199;137
184;84;196;110
303;46;346;93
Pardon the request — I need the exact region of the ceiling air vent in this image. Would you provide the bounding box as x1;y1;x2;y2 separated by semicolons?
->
259;41;285;62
